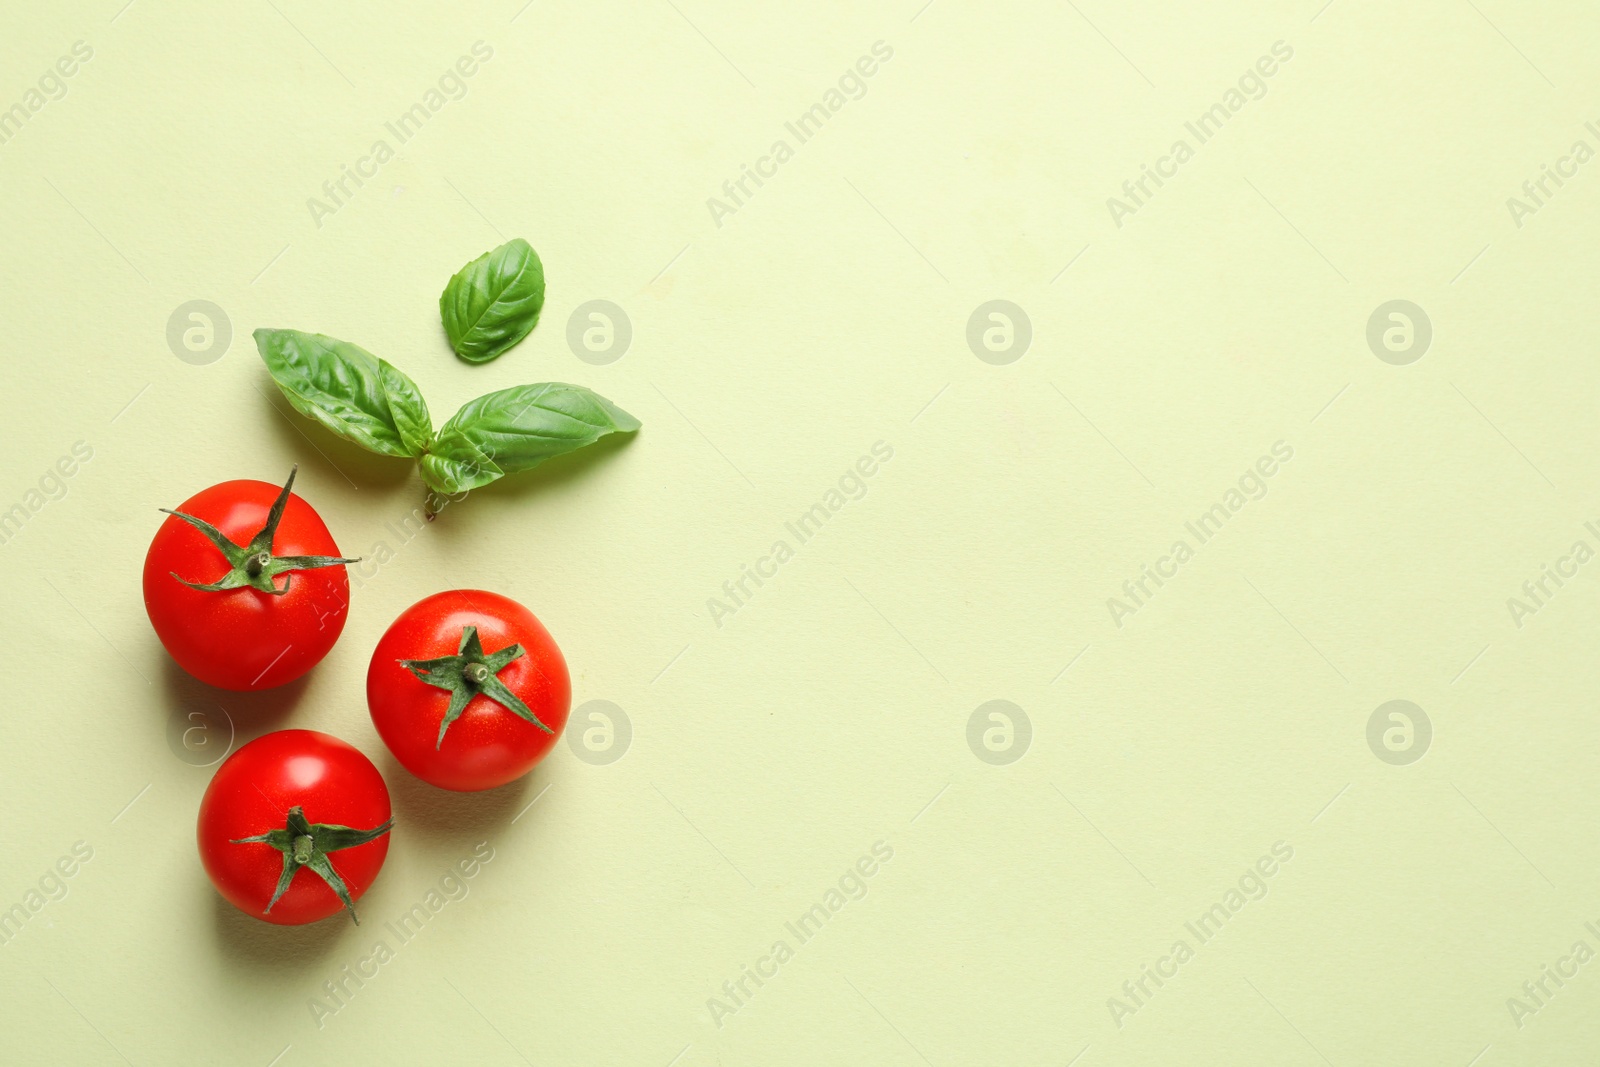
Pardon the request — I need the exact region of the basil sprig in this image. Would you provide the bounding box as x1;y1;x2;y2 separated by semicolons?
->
254;328;638;504
439;238;545;364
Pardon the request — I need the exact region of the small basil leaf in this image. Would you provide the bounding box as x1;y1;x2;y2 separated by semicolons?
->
439;238;546;363
428;383;640;489
254;328;431;458
379;358;433;455
419;434;504;496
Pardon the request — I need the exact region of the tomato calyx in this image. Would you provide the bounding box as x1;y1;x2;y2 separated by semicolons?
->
230;804;393;924
399;625;553;749
160;465;359;596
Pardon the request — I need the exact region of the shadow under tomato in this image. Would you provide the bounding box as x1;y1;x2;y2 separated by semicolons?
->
160;654;309;760
380;753;543;843
207;877;352;974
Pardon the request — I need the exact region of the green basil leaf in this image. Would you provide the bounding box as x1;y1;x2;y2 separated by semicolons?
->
439;238;546;363
378;359;433;455
419;434;504;496
254;328;432;457
419;383;639;495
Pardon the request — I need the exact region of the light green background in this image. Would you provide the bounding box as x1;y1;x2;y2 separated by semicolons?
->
3;0;1598;1063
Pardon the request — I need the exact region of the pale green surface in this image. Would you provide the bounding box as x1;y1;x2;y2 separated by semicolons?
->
2;1;1599;1064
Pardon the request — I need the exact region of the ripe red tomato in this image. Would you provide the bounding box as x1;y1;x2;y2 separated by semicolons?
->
143;467;356;690
198;729;392;926
367;590;571;791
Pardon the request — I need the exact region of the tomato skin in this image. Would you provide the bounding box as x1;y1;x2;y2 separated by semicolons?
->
198;730;391;926
368;590;571;792
143;478;350;690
